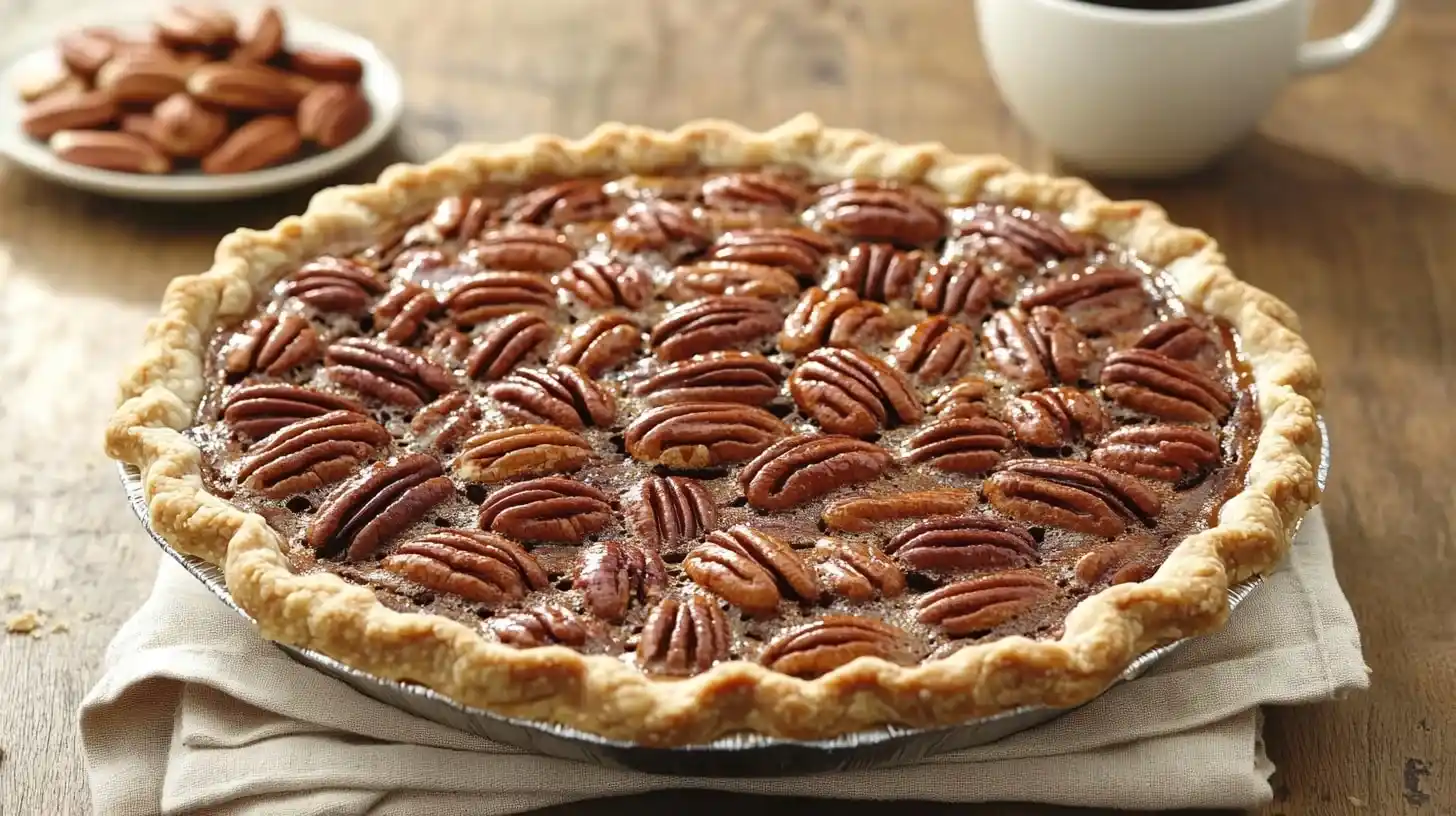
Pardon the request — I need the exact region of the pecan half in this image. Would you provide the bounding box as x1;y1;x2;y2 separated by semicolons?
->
1100;349;1233;423
236;410;389;498
624;402;790;469
1135;317;1212;361
683;525;819;615
490;604;594;648
373;282;440;345
224;314;320;376
477;476;613;543
307;454;456;560
812;539;906;602
631;351;784;407
421;194;496;242
650;296;783;361
323;338;456;408
779;287;894;354
222;383;365;442
884;515;1039;573
983;460;1162;538
788;347;923;437
708;228;836;279
382;529;549;605
1074;533;1159;586
452;425;592;483
628;475;718;551
502;179;610;226
821;489;978;533
665;261;800;301
411;391;482;452
443;272;556;325
612;200;709;257
1091;423;1220;482
460;224;575;273
814;180;947;247
485;365;616;430
740;434;893;511
929;376;992;420
636;595;732;676
822;244;922;303
983;306;1092;390
463;313;554;381
1020;265;1150;335
551;313;642;376
903;417;1013;475
759;616;913;677
1006;387;1108;449
701;172;808;211
891;317;976;383
574;540;668;622
955;204;1089;269
552;260;652;310
427;326;473;365
916;571;1058;635
916;258;1006;320
280;257;386;316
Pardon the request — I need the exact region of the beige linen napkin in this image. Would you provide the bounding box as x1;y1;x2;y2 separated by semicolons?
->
80;509;1366;815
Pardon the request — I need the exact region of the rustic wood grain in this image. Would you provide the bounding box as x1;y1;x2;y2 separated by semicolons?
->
0;0;1450;814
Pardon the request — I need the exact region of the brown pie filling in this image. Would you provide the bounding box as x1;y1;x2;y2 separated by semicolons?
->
188;167;1259;679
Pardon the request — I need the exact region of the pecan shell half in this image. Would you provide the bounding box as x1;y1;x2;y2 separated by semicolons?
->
624;402;790;469
666;261;800;302
902;417;1013;475
1005;387;1108;449
1091;423;1221;482
463;313;554;381
460;224;575;273
551;313;642;376
891;316;977;383
708;228;836;279
411;391;482;453
814;181;947;247
224;314;320;376
486;365;616;430
552;260;652;310
236;410;389;498
779;287;894;354
323;337;456;408
821;489;978;533
280;257;386;316
788;347;923;437
983;460;1162;538
452;425;592;483
628;475;719;552
476;476;613;543
372;282;441;345
683;525;819;615
308;454;456;560
444;272;557;325
574;540;668;622
759;615;913;677
822;243;923;303
739;434;893;511
884;515;1039;573
983;306;1092;391
631;351;784;407
916;571;1058;635
381;529;549;606
222;383;364;442
650;296;783;361
636;595;732;676
1100;349;1233;423
812;539;906;602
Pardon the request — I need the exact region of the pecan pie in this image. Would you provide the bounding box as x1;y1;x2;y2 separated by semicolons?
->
106;115;1322;745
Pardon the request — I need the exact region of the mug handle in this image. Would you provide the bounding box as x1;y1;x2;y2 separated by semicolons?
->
1296;0;1400;74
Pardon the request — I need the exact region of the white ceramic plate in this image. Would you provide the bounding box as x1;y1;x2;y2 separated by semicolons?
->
0;12;403;201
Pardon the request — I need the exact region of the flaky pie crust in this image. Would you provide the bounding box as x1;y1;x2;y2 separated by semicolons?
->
104;114;1323;746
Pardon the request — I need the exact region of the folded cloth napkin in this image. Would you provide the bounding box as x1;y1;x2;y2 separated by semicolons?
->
80;509;1367;815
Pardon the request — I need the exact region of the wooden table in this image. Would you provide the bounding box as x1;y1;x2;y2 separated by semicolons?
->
1;1;1451;813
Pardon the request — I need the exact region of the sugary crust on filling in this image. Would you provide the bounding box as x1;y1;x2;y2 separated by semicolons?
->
105;114;1323;745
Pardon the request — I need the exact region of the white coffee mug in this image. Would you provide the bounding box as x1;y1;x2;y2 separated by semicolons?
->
975;0;1400;178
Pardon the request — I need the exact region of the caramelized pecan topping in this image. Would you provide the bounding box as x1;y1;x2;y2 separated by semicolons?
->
650;296;783;361
707;228;836;279
983;460;1162;538
308;454;456;560
814;180;947;247
612;200;709;256
390;248;458;284
739;434;893;511
929;376;992;420
490;604;595;648
452;425;592;483
665;261;800;301
1135;317;1212;361
779;287;894;354
812;539;905;602
462;313;554;381
683;525;819;615
460;224;575;273
884;516;1039;573
322;337;456;408
552;260;652;310
821;489;978;533
1006;387;1108;449
1020;265;1150;335
280;257;386;316
477;476;613;543
955;204;1089;268
916;258;1006;320
372;282;440;345
551;313;642;376
700;172;808;211
222;383;365;442
822;244;923;303
624;402;790;469
789;347;923;437
574;540;668;622
443;272;556;325
236;410;389;498
759;616;912;678
891;317;977;383
381;529;549;606
501;179;609;225
636;595;732;676
631;351;784;407
916;571;1058;635
224;314;320;376
1100;349;1233;423
411;391;481;452
983;306;1092;390
902;417;1013;475
628;475;718;551
1091;423;1220;482
1074;534;1159;586
486;365;615;430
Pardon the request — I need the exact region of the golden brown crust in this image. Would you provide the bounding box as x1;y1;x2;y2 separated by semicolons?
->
104;114;1322;745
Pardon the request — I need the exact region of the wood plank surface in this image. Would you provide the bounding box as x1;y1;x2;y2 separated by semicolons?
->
0;0;1450;814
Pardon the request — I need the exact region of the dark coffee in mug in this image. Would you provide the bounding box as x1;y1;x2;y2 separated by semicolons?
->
1077;0;1249;9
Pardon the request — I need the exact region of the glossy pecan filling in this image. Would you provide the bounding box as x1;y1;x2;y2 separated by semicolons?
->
191;167;1259;679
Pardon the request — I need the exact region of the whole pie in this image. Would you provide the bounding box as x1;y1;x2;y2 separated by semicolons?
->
106;115;1322;745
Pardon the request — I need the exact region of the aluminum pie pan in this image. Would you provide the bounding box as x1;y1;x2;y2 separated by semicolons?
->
117;418;1327;776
